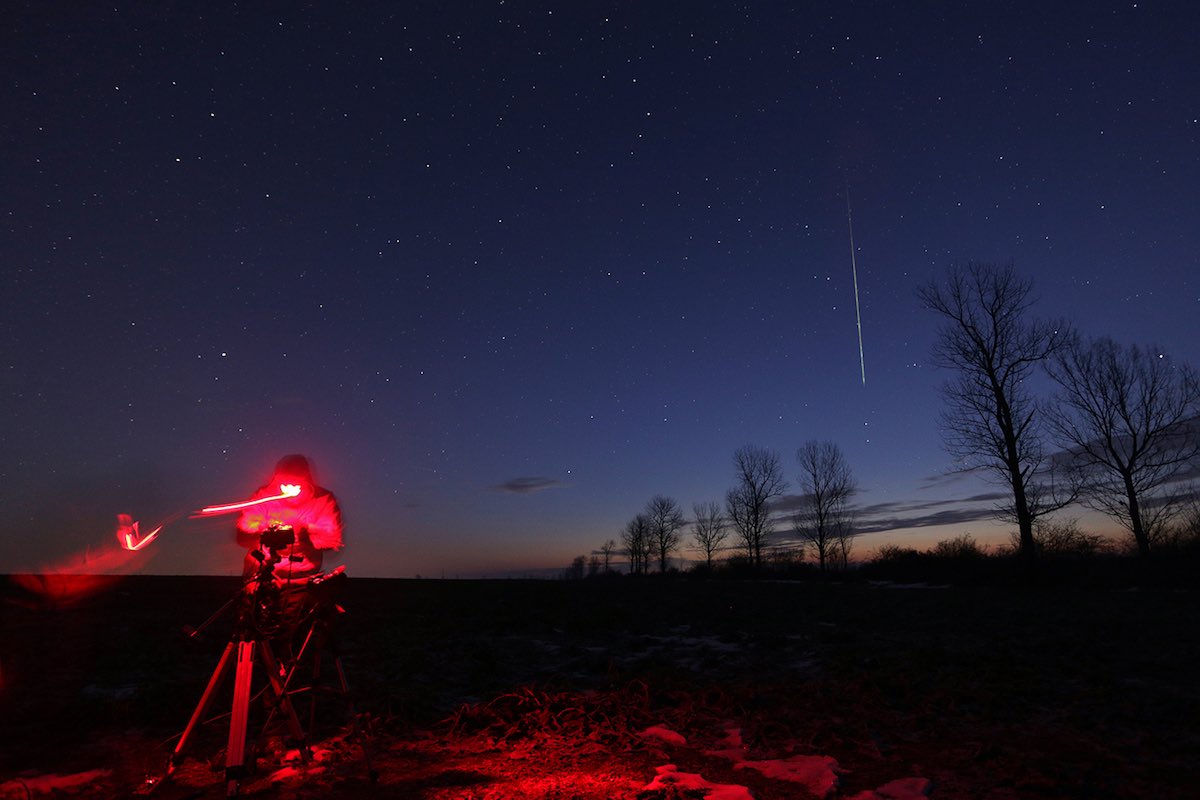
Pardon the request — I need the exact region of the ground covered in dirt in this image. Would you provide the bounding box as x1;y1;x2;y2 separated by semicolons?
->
2;575;1198;798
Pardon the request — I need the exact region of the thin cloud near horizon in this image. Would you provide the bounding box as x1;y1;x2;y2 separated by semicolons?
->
490;477;568;495
767;490;1009;536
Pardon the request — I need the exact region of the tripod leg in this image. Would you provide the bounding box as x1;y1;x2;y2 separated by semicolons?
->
259;643;310;755
167;641;236;774
288;619;318;687
225;640;257;795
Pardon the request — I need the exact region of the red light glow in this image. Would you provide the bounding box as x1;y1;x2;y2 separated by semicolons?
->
9;545;134;608
8;514;172;607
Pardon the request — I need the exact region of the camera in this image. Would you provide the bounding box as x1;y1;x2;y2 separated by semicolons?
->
260;524;296;551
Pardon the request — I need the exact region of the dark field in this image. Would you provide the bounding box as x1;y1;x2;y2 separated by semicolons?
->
2;575;1197;798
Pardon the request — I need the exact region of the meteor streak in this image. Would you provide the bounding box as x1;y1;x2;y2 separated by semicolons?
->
845;180;866;385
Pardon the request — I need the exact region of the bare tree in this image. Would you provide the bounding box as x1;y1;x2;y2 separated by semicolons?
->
599;538;618;573
620;513;651;575
645;494;686;572
794;440;857;570
691;501;728;568
918;262;1071;566
564;555;586;580
1045;336;1200;556
725;445;788;568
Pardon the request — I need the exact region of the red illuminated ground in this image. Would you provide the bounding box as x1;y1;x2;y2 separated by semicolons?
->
2;576;1197;798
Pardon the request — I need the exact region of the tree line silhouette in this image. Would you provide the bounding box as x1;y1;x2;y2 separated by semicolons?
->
564;262;1200;580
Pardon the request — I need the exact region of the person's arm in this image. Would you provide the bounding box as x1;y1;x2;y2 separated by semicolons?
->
235;491;271;548
305;493;344;551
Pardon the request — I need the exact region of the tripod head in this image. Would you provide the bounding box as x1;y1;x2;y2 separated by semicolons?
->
252;524;297;570
241;525;302;637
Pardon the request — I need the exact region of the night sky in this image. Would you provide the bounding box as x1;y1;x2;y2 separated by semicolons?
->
3;2;1197;578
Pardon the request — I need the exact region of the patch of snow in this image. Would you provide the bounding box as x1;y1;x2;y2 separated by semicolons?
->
703;724;842;798
283;745;332;764
639;725;687;746
652;634;744;653
268;763;328;784
82;683;139;700
266;745;334;783
267;765;303;783
848;776;933;799
679;719;926;800
736;754;842;798
642;764;754;800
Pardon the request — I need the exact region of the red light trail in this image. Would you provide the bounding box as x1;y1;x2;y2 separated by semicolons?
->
195;483;303;515
116;515;163;552
17;482;309;606
112;484;303;554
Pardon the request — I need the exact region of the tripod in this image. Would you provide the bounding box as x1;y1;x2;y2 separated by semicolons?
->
162;536;369;796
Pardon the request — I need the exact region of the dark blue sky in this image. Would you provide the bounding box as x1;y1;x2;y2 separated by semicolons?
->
3;2;1197;577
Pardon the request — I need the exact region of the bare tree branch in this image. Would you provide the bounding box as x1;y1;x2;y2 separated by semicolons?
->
1046;336;1200;555
725;445;788;568
794;441;857;571
918;262;1072;565
620;514;651;576
645;495;686;572
690;501;728;568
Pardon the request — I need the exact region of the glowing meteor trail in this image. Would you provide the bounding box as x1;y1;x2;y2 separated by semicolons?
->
845;181;866;385
196;483;303;515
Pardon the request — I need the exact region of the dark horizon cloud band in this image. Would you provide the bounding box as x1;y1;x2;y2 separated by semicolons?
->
491;477;568;495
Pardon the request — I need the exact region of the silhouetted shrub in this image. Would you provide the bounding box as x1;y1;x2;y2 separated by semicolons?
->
1153;509;1200;557
874;543;921;562
930;533;986;559
1012;519;1113;558
859;535;1018;585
